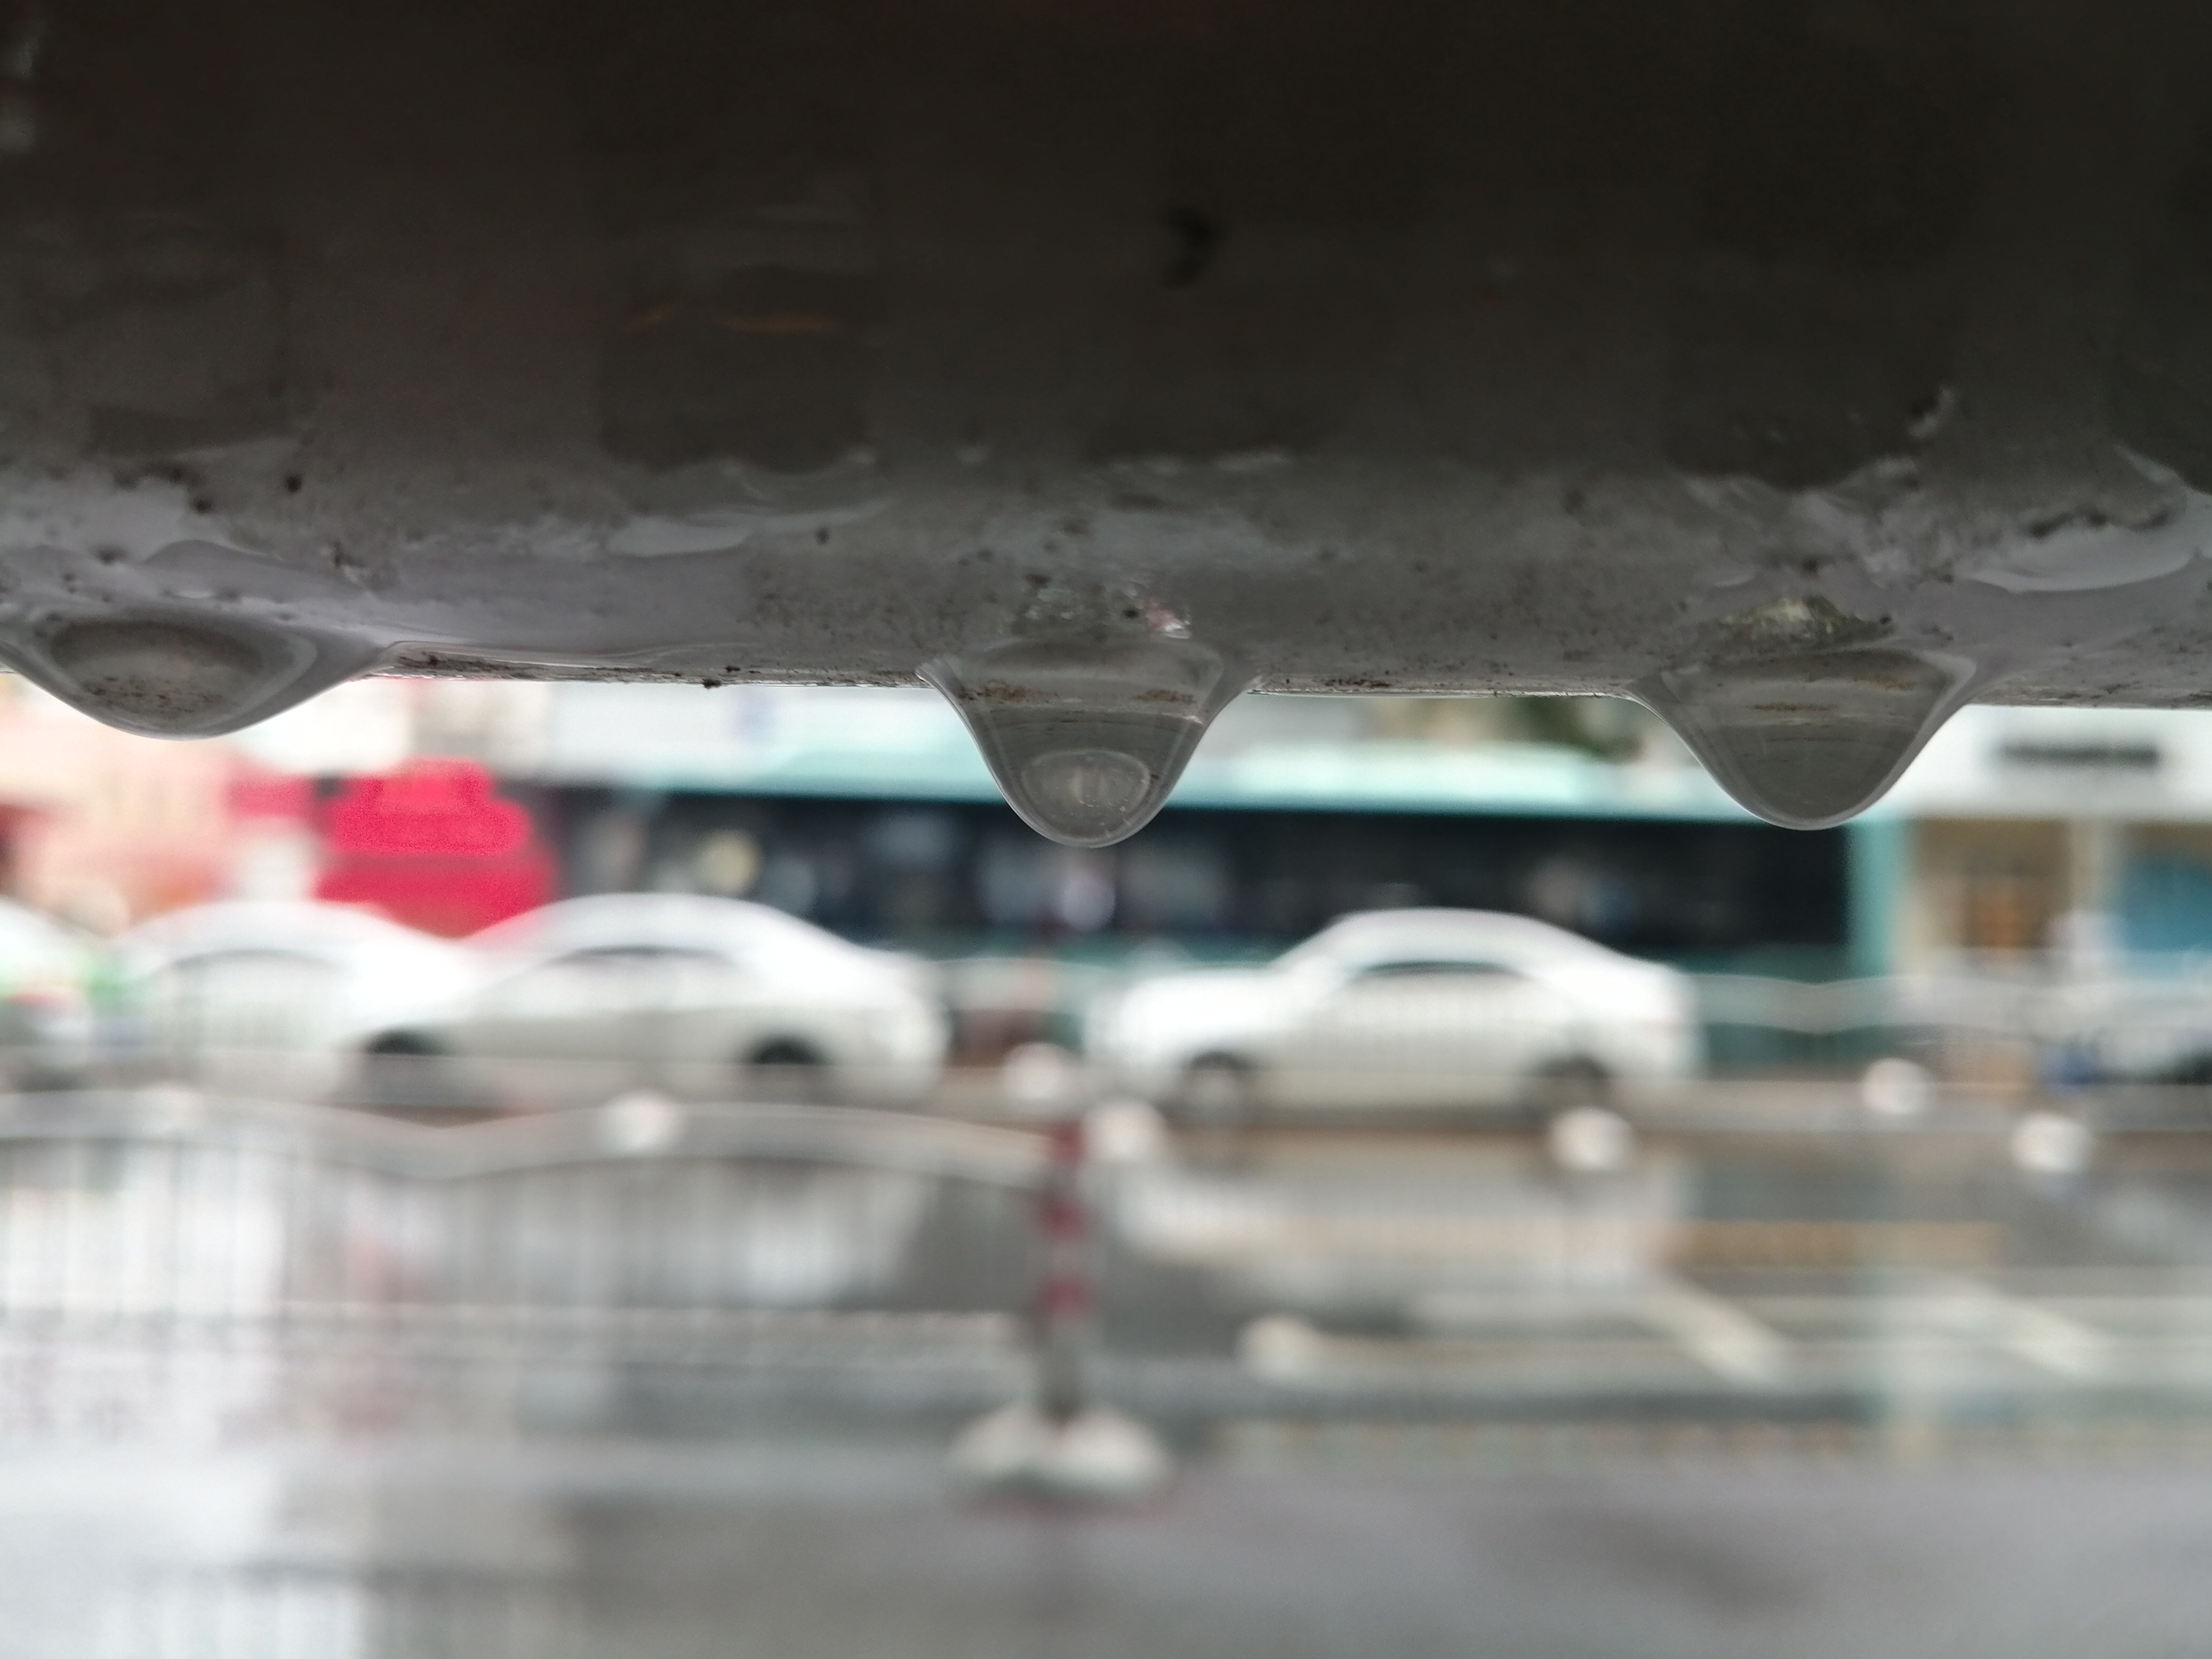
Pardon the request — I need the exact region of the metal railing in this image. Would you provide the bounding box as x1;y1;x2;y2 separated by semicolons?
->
0;1050;2208;1457
0;1091;1082;1447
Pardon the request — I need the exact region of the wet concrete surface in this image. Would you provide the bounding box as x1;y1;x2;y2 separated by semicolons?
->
2;1440;2208;1658
0;1114;2209;1653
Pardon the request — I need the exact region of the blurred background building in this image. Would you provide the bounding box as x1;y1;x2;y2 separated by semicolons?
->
10;672;2212;990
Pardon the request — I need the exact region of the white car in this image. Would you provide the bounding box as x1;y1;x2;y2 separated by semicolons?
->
358;895;949;1111
113;901;484;1095
1090;910;1699;1122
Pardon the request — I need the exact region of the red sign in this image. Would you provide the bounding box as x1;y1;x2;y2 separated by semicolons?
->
314;760;553;936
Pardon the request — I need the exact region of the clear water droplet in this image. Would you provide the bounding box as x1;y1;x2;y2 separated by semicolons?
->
923;634;1247;847
12;615;374;737
1022;748;1152;831
1635;647;1975;829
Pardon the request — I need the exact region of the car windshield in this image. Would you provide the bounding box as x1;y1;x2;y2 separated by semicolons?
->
1276;911;1610;978
470;895;853;966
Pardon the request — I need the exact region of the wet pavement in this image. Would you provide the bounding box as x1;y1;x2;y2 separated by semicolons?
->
2;1104;2212;1653
5;1439;2211;1658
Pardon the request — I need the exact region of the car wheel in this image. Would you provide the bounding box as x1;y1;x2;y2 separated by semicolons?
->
358;1032;475;1113
2162;1051;2212;1087
1171;1053;1258;1130
1529;1057;1612;1118
742;1038;833;1105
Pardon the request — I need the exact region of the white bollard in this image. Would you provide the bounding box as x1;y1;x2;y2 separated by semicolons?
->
949;1402;1174;1501
950;1113;1172;1500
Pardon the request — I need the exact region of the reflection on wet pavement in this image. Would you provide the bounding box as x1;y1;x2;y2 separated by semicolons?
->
1;1100;2211;1652
6;1443;2212;1657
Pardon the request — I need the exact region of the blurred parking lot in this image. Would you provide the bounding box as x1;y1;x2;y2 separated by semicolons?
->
2;682;2212;1651
5;1070;2212;1654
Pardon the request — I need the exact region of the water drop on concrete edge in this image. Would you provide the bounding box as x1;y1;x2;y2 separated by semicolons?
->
0;614;381;738
1633;647;1980;830
922;634;1249;847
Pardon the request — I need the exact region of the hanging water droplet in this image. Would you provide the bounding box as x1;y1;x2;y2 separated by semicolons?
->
1635;646;1975;830
10;614;375;738
922;633;1247;847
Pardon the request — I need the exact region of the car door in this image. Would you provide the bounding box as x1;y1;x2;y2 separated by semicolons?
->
634;946;764;1096
1275;957;1561;1110
147;948;347;1094
446;947;672;1107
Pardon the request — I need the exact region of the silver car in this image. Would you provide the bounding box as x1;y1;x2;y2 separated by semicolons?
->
359;895;949;1111
1090;909;1699;1123
114;900;483;1097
